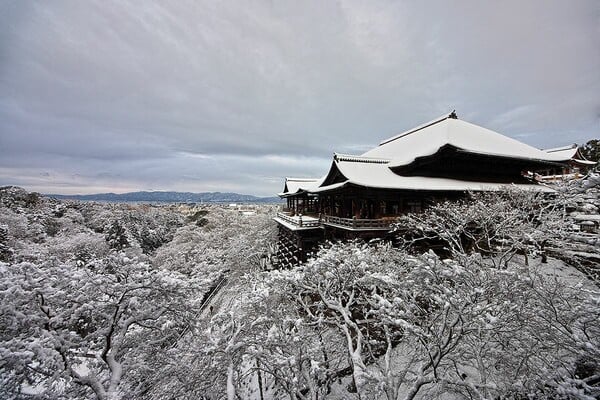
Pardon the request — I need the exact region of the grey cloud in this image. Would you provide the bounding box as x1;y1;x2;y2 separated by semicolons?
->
0;0;598;195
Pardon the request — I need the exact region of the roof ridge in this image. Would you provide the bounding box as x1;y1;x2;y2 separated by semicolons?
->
543;144;578;153
285;177;319;182
379;111;456;146
334;153;390;164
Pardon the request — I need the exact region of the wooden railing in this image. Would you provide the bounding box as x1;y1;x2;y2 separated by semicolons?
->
322;215;397;229
276;212;320;228
276;212;398;230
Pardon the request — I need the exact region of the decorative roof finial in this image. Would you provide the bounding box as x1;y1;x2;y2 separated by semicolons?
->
449;110;458;119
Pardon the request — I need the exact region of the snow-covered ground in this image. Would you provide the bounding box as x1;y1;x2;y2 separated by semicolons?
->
1;181;599;400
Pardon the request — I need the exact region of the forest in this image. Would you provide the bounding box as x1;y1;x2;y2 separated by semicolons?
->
0;176;599;400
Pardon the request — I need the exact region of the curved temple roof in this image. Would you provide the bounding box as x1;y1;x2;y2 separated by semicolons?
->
310;155;555;193
362;113;571;168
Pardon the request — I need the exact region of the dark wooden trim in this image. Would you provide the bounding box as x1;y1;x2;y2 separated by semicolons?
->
390;144;567;182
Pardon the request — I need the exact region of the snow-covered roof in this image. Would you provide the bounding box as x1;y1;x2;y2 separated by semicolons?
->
278;112;569;197
574;159;598;166
543;144;597;166
309;156;554;193
279;177;320;196
362;112;571;168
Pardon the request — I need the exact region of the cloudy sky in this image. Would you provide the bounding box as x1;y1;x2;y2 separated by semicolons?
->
1;1;599;196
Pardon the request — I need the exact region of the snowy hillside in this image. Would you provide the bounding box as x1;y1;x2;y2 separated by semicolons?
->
0;187;278;399
46;190;282;204
0;181;599;399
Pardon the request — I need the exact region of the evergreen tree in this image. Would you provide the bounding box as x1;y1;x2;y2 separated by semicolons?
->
105;221;129;250
580;139;600;163
0;224;12;262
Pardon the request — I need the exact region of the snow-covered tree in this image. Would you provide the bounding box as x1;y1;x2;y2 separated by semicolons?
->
0;189;206;399
0;253;202;399
393;190;569;266
264;241;600;399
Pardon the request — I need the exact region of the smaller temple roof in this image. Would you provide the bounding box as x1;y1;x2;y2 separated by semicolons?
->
279;177;320;197
544;144;597;166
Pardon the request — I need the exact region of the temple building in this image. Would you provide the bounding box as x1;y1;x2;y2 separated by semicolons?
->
537;144;597;181
273;112;579;267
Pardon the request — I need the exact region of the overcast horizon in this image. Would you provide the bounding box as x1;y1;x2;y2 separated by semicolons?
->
1;1;599;196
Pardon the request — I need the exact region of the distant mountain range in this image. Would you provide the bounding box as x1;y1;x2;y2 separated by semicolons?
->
45;191;282;204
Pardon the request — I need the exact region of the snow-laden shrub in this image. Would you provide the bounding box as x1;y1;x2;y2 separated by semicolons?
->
252;242;600;400
0;255;203;400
